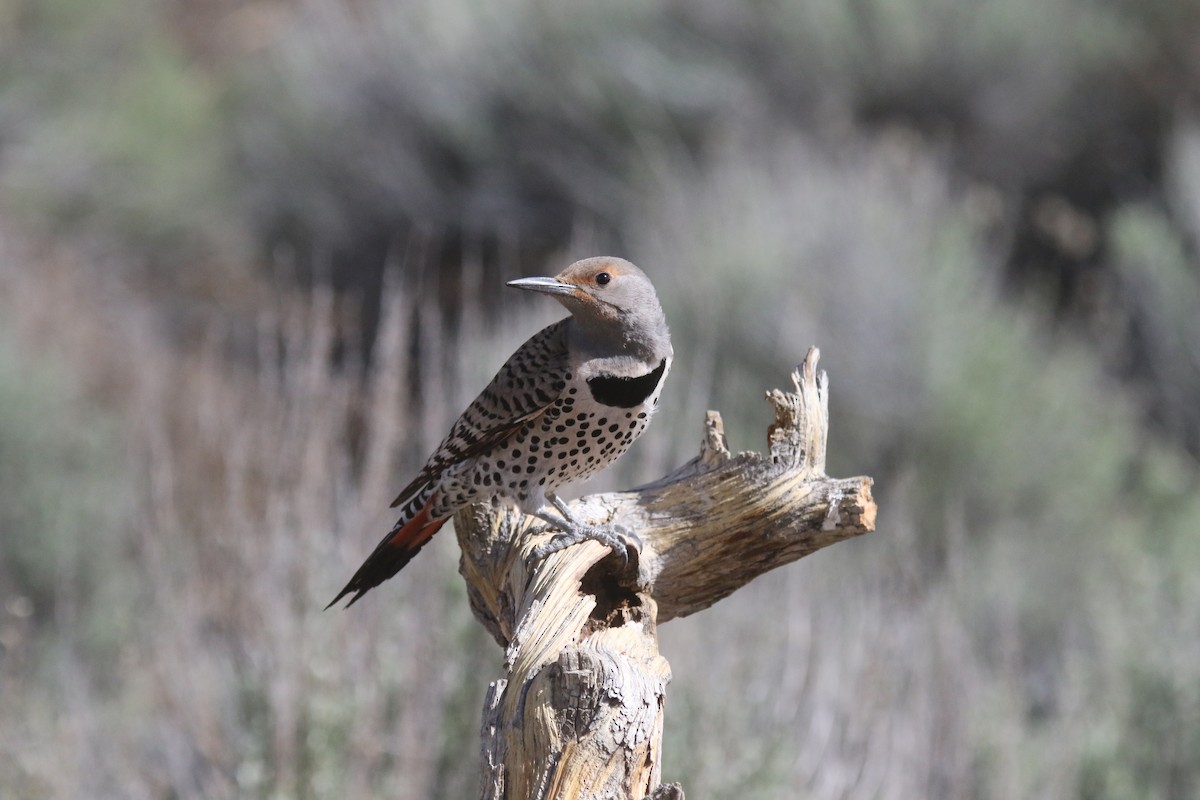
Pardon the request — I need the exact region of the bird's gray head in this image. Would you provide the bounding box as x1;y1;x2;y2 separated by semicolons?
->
507;257;671;359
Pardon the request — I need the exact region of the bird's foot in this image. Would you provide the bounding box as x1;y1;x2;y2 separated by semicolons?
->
529;493;642;564
531;518;642;563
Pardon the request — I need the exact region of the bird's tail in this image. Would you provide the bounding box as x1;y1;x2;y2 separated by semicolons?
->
326;489;447;609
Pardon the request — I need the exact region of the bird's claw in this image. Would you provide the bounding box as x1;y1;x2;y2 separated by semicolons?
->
530;493;641;565
531;521;641;564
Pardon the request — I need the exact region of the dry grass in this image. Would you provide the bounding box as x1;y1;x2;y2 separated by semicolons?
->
3;119;1200;798
0;233;508;798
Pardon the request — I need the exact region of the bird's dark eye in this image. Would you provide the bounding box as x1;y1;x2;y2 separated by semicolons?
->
595;272;611;286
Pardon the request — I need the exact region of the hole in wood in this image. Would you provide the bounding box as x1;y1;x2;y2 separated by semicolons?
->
580;553;643;633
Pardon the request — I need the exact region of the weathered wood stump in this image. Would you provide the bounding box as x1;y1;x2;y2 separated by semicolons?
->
455;347;876;800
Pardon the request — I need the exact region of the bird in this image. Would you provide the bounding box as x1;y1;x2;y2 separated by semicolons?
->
328;256;672;608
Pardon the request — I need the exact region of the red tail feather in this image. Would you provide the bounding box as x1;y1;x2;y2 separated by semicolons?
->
327;497;447;609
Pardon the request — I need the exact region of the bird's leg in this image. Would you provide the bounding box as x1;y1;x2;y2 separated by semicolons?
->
529;492;642;562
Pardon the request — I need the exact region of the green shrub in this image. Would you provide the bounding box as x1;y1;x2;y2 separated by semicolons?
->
1108;203;1200;453
1;0;236;257
636;129;1200;798
0;333;131;627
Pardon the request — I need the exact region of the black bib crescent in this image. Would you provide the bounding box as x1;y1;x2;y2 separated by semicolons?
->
586;358;668;409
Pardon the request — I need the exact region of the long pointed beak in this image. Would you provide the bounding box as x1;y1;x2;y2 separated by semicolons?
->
506;276;577;296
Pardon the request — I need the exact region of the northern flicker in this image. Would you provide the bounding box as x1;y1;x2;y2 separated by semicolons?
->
328;256;672;608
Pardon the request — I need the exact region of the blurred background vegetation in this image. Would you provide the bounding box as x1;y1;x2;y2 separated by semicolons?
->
2;0;1200;797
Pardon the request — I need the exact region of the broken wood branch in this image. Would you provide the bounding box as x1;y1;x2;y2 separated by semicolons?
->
455;347;876;799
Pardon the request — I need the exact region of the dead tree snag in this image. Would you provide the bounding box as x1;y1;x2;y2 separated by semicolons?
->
455;347;876;799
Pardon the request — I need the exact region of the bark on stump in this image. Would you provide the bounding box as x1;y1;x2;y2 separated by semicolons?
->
455;347;876;800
